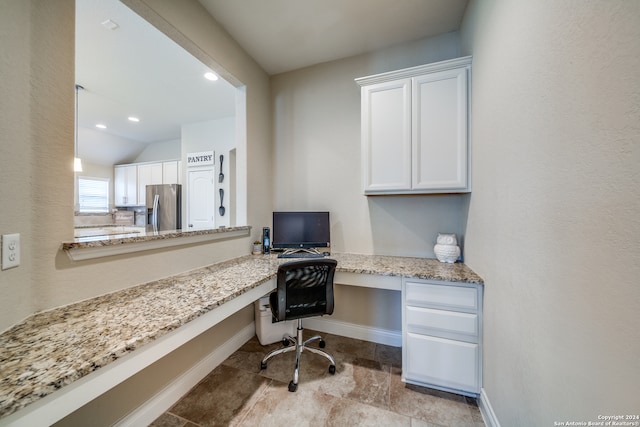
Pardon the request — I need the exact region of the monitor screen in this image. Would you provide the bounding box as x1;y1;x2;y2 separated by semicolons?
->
272;211;330;249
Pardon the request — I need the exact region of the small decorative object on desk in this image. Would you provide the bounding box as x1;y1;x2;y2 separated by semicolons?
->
252;241;262;255
434;233;460;263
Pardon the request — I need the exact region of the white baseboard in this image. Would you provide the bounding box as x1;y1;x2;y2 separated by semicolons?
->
303;317;402;347
115;323;256;427
478;388;500;427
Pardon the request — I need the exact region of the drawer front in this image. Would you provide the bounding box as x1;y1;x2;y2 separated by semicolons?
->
405;281;477;312
404;333;479;393
406;306;478;340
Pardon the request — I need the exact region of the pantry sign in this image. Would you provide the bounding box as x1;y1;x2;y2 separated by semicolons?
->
186;151;214;167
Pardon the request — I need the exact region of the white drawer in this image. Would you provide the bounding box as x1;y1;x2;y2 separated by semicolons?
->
405;281;477;312
404;333;479;393
406;306;478;339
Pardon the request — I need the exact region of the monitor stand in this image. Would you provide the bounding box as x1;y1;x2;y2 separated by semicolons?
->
281;248;321;256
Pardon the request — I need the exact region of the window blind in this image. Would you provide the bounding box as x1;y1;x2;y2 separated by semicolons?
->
78;177;109;213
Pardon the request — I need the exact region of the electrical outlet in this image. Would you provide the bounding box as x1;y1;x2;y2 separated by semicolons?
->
2;233;20;270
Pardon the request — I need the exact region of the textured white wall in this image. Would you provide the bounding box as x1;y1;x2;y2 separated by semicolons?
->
460;0;640;424
0;0;45;329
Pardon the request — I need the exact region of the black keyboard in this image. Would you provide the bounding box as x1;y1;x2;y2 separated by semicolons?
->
277;252;326;259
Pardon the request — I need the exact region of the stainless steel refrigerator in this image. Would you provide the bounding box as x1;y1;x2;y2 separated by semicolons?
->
146;184;182;232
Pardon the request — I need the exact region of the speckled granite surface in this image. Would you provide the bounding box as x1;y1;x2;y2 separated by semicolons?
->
331;252;483;284
62;225;252;247
0;253;482;419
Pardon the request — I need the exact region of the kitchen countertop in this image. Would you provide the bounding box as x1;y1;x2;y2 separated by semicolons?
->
62;226;253;261
64;225;251;248
0;252;482;419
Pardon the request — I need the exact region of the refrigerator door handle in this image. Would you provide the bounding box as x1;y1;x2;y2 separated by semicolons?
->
152;194;160;232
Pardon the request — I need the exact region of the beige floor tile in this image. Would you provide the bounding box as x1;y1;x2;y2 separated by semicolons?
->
306;352;391;409
374;343;402;368
237;380;338;426
389;369;476;427
322;332;376;360
168;364;270;427
150;333;485;427
325;397;411;427
148;412;189;427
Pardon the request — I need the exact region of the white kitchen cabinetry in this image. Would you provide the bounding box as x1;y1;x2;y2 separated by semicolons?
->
137;163;163;205
114;160;181;206
402;278;482;396
162;161;180;185
114;165;137;207
356;56;471;195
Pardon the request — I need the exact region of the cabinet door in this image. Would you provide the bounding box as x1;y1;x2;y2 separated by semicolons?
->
114;165;137;206
405;333;479;393
137;163;163;205
361;79;412;193
412;67;468;191
162;161;178;184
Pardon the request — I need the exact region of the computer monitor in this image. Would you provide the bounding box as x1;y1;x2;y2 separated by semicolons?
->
272;211;330;253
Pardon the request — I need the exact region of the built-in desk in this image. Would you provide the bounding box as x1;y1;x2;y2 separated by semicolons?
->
0;253;482;426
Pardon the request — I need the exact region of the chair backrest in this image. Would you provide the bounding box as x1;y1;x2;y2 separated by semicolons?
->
273;259;337;321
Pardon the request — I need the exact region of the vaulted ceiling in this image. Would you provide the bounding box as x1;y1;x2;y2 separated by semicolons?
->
75;0;468;164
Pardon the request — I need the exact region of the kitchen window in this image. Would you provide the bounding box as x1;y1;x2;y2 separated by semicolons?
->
78;177;110;213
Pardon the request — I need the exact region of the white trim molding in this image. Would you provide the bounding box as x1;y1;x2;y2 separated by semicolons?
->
303;317;402;347
478;388;501;427
115;323;256;427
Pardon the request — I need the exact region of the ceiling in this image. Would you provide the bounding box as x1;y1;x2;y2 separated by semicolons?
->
75;0;468;164
75;0;237;160
198;0;469;75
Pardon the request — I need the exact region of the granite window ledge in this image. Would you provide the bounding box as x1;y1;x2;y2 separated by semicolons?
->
62;226;252;261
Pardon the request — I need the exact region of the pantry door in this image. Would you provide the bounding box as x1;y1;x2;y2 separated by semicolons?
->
187;168;215;230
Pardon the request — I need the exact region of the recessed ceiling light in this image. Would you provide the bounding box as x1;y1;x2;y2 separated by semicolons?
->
204;72;218;81
96;124;107;129
101;19;119;30
128;116;140;122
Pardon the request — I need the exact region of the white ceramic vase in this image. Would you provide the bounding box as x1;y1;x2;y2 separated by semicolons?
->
434;233;460;263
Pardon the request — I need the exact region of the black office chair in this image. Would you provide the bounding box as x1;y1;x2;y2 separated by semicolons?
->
260;258;338;392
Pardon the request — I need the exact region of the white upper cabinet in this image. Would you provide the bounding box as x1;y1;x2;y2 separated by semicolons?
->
114;164;137;207
360;78;412;192
356;57;471;195
162;160;180;185
137;163;163;205
114;160;182;207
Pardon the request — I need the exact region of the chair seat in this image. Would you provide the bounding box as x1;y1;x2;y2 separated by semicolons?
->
261;259;338;391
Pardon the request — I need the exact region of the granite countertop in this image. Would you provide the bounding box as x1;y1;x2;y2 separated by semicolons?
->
0;253;482;419
62;225;252;249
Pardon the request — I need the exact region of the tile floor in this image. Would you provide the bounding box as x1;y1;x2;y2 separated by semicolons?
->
149;330;485;427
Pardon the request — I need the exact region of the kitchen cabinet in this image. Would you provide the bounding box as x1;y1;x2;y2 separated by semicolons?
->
114;165;137;206
137;163;163;205
356;56;471;194
114;160;181;206
401;278;482;396
162;160;181;185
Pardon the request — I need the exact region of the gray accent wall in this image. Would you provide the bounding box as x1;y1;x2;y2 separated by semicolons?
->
460;0;640;424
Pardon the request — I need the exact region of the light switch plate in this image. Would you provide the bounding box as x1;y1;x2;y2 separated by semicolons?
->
2;233;20;270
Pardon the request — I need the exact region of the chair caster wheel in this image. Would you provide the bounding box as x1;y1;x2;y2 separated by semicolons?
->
328;365;336;375
282;338;290;347
260;361;267;370
288;381;298;392
319;340;326;348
